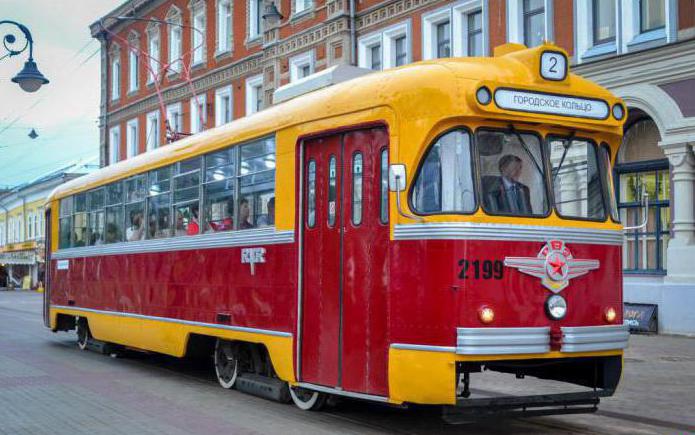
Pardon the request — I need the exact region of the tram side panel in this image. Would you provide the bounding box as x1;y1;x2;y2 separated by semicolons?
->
49;243;298;355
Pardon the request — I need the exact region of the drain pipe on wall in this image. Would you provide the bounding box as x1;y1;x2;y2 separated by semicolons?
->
349;0;356;65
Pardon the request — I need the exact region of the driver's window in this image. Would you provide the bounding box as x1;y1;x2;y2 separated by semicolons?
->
477;130;549;216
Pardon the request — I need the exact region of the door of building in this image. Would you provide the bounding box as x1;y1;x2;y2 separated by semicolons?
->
300;127;390;396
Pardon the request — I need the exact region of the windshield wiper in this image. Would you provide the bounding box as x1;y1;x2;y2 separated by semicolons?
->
552;131;576;183
508;124;544;176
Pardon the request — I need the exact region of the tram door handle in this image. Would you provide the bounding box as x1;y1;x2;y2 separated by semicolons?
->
388;164;423;222
623;190;650;231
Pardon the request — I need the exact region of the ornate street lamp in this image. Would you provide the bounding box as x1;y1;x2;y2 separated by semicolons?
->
1;20;49;92
262;2;284;23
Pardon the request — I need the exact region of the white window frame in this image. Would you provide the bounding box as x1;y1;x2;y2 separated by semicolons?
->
358;32;383;70
383;21;411;68
109;126;120;164
422;7;453;60
126;118;139;158
146;110;161;151
452;1;488;57
166;102;183;136
128;48;139;93
294;0;312;15
245;74;264;115
190;94;207;134
289;51;315;82
168;9;183;74
27;213;33;240
215;86;233;126
248;0;262;40
147;25;160;84
359;21;413;70
216;0;232;54
111;56;120;101
507;0;553;47
191;1;207;65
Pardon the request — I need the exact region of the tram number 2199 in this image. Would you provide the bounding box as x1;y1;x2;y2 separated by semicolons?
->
458;259;504;280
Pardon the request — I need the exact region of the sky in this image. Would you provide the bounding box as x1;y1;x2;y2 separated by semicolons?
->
0;0;123;188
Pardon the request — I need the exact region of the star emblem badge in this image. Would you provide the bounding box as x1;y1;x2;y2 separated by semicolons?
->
504;240;600;293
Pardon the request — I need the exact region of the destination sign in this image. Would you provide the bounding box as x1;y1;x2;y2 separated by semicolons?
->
494;89;610;120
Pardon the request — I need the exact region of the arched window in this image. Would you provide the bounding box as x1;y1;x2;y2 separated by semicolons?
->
616;114;670;274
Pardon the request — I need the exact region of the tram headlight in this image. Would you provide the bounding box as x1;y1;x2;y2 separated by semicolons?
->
545;295;567;320
478;306;495;324
476;86;492;105
612;104;625;120
605;307;617;323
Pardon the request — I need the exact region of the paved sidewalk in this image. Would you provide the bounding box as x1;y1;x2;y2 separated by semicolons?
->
1;291;694;434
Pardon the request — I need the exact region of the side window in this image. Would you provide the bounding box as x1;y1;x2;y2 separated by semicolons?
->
548;137;605;220
239;137;275;229
412;130;476;214
73;193;88;247
58;197;73;249
125;175;147;241
87;188;105;246
380;149;388;224
352;152;363;225
328;155;336;226
147;166;172;239
204;147;235;232
307;159;316;228
173;157;202;236
105;182;124;243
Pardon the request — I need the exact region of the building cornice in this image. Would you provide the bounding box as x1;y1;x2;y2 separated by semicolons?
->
574;38;695;89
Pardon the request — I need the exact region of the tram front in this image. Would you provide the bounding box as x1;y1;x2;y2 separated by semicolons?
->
387;44;630;419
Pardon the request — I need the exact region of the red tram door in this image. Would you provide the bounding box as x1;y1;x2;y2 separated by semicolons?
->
301;128;389;396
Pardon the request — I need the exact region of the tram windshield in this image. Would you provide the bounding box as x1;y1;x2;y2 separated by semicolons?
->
411;128;612;220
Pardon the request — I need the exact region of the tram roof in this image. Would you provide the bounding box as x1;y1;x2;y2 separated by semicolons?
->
49;43;625;202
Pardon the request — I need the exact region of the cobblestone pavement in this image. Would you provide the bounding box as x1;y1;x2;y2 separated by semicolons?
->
1;291;694;435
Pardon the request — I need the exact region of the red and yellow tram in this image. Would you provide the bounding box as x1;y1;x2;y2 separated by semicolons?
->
45;43;629;418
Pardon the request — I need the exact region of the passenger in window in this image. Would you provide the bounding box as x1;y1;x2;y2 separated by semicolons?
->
257;197;275;227
187;204;200;235
483;155;532;215
209;199;234;232
239;198;254;229
126;210;145;241
105;223;120;243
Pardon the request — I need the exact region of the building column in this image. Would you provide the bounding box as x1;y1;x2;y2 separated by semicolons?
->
663;142;695;281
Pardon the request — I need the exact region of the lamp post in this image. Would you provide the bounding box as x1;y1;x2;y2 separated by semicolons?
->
1;20;49;92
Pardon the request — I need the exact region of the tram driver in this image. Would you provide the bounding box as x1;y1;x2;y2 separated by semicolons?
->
482;154;532;215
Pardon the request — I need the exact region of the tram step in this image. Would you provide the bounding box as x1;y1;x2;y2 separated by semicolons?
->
235;373;291;403
86;338;115;355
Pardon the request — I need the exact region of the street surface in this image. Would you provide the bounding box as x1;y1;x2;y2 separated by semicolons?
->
1;291;694;435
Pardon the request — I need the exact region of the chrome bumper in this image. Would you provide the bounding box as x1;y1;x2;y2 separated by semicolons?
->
456;323;629;355
560;323;630;353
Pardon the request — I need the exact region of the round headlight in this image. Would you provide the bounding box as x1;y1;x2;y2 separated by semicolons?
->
612;104;624;120
605;307;617;323
545;295;567;320
478;306;495;324
476;86;492;105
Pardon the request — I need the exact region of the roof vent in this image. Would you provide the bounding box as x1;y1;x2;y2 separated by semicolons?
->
273;64;373;104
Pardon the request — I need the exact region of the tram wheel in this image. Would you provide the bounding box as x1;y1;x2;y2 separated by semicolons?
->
289;386;327;411
214;339;239;389
76;318;90;351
